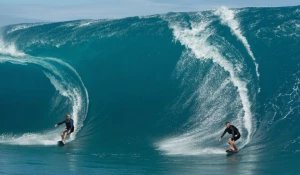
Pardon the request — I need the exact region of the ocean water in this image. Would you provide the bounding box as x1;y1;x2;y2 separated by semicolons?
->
0;5;300;175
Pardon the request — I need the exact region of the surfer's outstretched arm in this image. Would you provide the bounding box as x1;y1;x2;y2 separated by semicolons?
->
220;128;228;138
55;120;65;127
219;128;228;141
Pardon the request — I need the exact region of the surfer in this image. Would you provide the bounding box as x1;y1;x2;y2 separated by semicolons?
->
55;114;74;144
218;122;240;151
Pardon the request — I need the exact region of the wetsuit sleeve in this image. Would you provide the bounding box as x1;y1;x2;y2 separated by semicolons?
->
57;120;65;126
220;128;227;138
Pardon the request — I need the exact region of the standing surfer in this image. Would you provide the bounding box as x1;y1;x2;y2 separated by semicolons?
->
218;122;241;152
55;114;74;144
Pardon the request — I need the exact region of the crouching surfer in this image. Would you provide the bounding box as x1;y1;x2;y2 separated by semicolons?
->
218;122;241;152
55;114;74;144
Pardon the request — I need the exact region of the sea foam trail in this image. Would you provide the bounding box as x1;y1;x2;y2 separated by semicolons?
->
0;41;89;145
214;7;260;83
157;13;255;155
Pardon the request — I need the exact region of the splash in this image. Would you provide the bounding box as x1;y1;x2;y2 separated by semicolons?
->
0;39;25;57
214;7;260;83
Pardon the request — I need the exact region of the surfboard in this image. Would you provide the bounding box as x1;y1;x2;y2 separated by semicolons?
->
226;149;238;154
57;141;65;146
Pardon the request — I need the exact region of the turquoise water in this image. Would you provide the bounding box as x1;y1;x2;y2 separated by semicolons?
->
0;5;300;174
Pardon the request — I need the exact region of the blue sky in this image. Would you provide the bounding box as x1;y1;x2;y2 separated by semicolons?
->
0;0;299;26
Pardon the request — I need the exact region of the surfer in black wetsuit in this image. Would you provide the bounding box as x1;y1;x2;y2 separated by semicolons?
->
218;122;241;151
55;114;74;143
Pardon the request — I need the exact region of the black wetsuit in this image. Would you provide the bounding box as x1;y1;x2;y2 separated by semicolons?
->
57;119;74;134
221;125;240;141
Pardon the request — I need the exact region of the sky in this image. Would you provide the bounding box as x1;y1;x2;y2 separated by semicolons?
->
0;0;299;26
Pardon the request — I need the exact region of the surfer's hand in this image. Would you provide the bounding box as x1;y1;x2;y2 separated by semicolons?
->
218;138;221;142
55;124;58;127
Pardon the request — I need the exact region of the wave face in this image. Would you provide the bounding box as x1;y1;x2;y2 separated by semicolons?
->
0;5;300;174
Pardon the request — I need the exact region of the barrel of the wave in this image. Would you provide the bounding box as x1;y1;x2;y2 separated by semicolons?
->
0;54;89;145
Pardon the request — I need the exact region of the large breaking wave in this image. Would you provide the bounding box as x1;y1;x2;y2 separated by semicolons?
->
0;6;299;162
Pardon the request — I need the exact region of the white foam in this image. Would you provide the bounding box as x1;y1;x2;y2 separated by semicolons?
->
0;132;60;145
44;73;68;96
157;13;255;155
158;141;225;155
0;43;89;145
77;20;100;28
0;39;25;57
214;7;260;83
6;23;47;34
